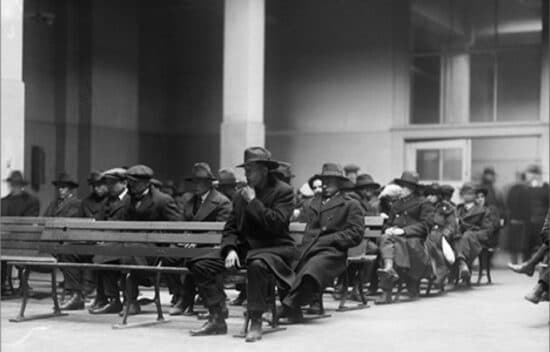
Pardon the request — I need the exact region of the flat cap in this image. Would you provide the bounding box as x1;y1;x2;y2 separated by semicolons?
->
102;168;127;180
126;165;154;180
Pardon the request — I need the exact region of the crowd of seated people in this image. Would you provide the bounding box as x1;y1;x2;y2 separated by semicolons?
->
1;148;547;342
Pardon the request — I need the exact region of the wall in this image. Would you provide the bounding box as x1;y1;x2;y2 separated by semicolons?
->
265;0;410;187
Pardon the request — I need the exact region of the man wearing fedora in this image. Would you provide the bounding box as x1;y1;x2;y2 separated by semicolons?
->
1;170;40;294
81;171;108;220
89;168;131;314
120;164;182;315
187;146;297;342
454;182;495;284
43;172;86;309
215;168;239;201
353;174;381;216
377;171;434;303
344;164;360;184
167;162;232;316
281;163;363;322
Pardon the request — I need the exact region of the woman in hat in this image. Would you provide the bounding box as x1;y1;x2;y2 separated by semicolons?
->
281;163;363;322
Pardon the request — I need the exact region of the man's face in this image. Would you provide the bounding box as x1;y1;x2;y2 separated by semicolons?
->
57;185;71;200
476;192;486;207
93;183;108;197
127;178;149;197
311;179;323;195
462;191;476;203
346;172;358;184
400;185;413;198
322;177;339;198
8;183;22;195
525;171;540;183
482;173;495;184
427;194;438;204
105;178;126;197
244;163;268;188
193;179;211;196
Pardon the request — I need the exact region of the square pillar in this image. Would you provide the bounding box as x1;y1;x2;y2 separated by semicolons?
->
220;0;265;169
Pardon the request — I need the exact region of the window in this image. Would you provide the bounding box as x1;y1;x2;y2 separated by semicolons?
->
410;0;544;124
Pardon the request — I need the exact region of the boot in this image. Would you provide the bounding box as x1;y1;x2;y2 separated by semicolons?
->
190;304;227;336
458;259;471;284
245;311;263;343
169;296;194;316
60;292;85;310
375;290;393;305
89;297;122;314
88;295;108;311
507;245;547;277
524;283;546;304
279;303;303;324
377;259;399;283
305;300;323;315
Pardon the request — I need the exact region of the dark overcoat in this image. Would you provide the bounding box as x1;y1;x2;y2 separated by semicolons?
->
385;194;434;280
292;192;363;288
217;177;298;288
1;191;40;216
456;203;494;245
43;195;82;217
81;193;107;220
182;189;232;222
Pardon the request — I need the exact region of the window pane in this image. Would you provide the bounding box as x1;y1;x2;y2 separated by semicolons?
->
497;47;540;121
411;56;440;124
497;0;543;47
442;148;463;181
416;149;440;180
470;53;495;122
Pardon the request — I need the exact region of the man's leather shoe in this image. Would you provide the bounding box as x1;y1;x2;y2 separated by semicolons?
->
280;304;303;324
60;293;85;310
169;297;194;316
524;283;546;304
89;298;122;314
375;290;393;305
245;314;262;343
119;302;141;316
88;296;108;310
230;291;247;306
458;260;471;284
377;267;399;288
305;301;323;315
190;305;227;336
507;262;535;277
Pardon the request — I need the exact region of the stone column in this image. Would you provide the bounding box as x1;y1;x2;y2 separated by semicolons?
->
220;0;265;169
442;53;470;124
1;0;25;196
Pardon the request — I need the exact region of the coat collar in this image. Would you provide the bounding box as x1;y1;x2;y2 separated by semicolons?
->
193;188;222;221
320;192;346;213
458;203;485;218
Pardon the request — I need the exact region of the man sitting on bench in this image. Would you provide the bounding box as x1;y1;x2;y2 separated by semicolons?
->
281;163;363;322
187;146;298;343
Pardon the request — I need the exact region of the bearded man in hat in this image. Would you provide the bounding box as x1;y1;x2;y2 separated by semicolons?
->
376;171;434;303
1;170;40;293
281;163;363;322
1;170;40;217
187;146;297;343
118;164;182;315
80;171;108;220
423;183;457;289
454;182;495;285
167;162;232;316
88;168;131;314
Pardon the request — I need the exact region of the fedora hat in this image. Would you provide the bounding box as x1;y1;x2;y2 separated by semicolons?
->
344;164;360;174
459;182;477;195
87;170;105;185
423;182;441;196
271;161;295;180
184;162;216;181
393;171;419;188
236;147;279;170
313;163;354;189
354;174;380;190
217;168;237;186
4;170;29;186
52;172;79;188
440;184;455;198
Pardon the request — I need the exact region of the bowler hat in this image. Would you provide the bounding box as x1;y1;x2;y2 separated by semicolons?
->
423;183;441;196
87;170;104;185
52;172;79;188
218;168;237;186
440;184;455;198
460;182;476;195
126;165;154;180
271;161;295;180
236;147;279;170
4;170;29;186
354;174;380;190
393;171;419;188
483;166;496;175
102;168;127;181
184;162;216;181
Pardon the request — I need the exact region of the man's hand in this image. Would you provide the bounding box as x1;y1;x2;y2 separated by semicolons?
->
225;250;240;269
240;186;256;203
384;227;405;236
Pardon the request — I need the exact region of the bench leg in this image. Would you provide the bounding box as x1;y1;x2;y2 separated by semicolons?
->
337;268;349;310
477;252;483;285
336;264;369;312
9;267;68;323
154;271;165;321
486;252;493;284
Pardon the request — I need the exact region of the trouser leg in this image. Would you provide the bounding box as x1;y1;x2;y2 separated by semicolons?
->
188;258;226;308
283;275;319;308
246;259;275;313
454;231;482;266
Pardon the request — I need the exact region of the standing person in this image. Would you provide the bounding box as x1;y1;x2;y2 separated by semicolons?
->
523;165;549;261
376;172;434;303
424;184;457;289
121;165;182;315
506;173;530;264
480;167;506;233
281;163;363;322
168;162;232;316
89;168;131;314
186;147;297;343
1;171;40;294
454;182;495;285
344;164;360;185
80;171;108;220
43;173;85;310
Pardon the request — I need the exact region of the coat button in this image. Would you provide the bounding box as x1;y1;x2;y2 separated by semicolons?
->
322;226;327;231
396;214;400;218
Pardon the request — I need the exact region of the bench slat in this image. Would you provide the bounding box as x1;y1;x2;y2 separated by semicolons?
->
39;243;216;258
7;261;190;273
1;232;43;241
44;220;225;231
1;225;44;233
1;249;46;257
1;240;42;250
41;230;222;244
